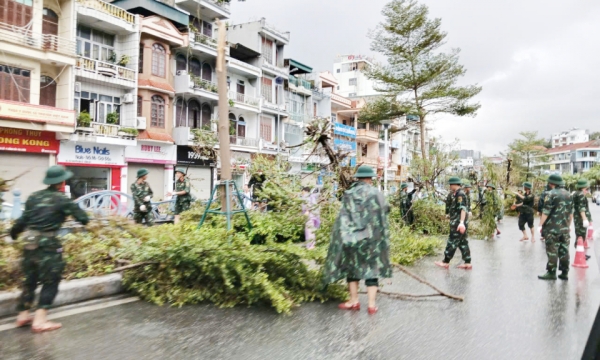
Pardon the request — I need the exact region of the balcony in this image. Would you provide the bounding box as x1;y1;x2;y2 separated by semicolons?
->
0;99;75;133
286;112;311;126
71;122;137;146
331;93;352;108
189;33;227;57
259;20;290;45
228;91;261;113
75;57;136;88
174;74;219;100
76;0;138;34
227;57;261;78
262;61;289;78
262;100;287;115
288;76;312;96
0;21;76;64
229;136;259;149
356;129;380;143
359;157;378;168
176;0;230;20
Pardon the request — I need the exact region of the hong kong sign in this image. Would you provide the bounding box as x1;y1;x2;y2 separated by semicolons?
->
58;141;125;166
0;127;59;154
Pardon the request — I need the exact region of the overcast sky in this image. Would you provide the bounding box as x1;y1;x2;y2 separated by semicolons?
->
231;0;600;156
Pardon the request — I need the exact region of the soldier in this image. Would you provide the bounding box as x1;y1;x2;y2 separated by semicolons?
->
538;184;551;241
248;169;267;211
538;174;573;280
513;182;535;242
572;179;592;249
435;177;471;269
10;165;89;333
463;181;473;217
322;166;392;315
483;183;501;238
399;183;418;225
131;168;154;226
168;168;192;224
477;180;485;219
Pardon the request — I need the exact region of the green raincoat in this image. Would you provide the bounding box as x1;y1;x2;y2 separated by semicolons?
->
322;181;393;285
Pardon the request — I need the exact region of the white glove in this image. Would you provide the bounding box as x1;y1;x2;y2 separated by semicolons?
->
583;219;590;228
139;205;147;212
144;196;151;202
457;222;466;234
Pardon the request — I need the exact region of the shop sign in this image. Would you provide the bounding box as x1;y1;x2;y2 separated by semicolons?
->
0;127;59;154
0;100;75;126
333;138;357;152
125;142;176;164
333;123;356;138
58;142;125;166
176;146;216;167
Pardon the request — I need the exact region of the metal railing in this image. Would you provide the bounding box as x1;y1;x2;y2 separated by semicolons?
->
229;136;259;148
76;0;136;25
76;57;135;82
262;62;289;75
0;21;76;56
191;76;218;93
228;90;260;107
228;57;260;74
204;0;230;11
91;122;120;136
262;21;289;40
193;33;218;50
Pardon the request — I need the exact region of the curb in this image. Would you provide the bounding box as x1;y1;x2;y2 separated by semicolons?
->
0;273;123;318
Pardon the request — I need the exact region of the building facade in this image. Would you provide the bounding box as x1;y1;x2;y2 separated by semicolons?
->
552;128;589;149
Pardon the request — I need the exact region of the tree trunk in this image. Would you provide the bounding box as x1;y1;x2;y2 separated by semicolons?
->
419;115;428;188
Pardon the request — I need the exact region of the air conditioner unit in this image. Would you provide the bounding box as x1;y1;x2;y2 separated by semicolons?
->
123;93;134;103
74;82;81;92
137;117;147;130
176;70;187;76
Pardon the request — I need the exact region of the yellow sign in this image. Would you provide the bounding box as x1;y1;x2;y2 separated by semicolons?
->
0;100;75;126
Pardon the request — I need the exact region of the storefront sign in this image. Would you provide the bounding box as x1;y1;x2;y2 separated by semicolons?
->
0;127;59;154
177;146;216;167
0;100;75;126
333;138;357;152
125;142;176;164
333;123;356;138
58;142;125;166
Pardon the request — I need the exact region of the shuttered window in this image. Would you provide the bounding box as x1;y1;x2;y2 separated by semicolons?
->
260;116;272;142
261;37;273;65
151;95;165;128
261;77;272;103
151;43;166;77
39;75;56;107
0;64;30;103
137;96;142;116
0;0;32;27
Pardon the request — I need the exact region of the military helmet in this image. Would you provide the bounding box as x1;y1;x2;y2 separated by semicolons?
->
400;183;408;189
43;165;73;185
354;165;376;178
448;176;462;185
523;182;532;189
463;182;472;188
576;179;590;189
547;174;564;186
486;183;496;189
137;168;149;178
175;167;187;175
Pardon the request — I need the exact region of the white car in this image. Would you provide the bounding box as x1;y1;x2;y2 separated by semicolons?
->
593;191;600;204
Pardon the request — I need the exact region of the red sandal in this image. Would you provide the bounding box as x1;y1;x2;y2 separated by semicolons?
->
368;307;378;315
338;302;360;311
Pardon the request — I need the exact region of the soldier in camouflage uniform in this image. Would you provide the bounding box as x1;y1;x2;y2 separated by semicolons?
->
483;183;501;238
513;182;536;242
538;184;551;241
538;174;573;280
436;177;472;269
399;183;417;225
322;166;392;315
131;168;154;226
463;182;473;217
10;165;89;333
572;179;592;249
168;168;192;224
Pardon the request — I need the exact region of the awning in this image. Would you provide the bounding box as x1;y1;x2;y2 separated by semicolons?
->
286;59;312;74
138;130;175;143
112;0;189;28
230;43;261;61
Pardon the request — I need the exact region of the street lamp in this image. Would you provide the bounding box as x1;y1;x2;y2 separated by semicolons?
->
380;119;393;194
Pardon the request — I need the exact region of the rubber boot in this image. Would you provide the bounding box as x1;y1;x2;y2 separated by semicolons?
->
558;271;568;281
538;271;557;280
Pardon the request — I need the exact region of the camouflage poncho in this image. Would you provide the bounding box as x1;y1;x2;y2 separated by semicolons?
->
322;181;392;285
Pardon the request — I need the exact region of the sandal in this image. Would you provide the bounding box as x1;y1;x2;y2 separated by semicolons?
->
368;306;378;315
338;302;360;311
32;321;62;333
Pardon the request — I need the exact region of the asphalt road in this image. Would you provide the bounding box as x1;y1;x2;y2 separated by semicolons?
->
2;205;600;360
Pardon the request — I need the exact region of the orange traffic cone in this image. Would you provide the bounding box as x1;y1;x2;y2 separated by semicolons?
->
572;237;589;269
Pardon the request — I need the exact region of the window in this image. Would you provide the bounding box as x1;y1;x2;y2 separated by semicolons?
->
201;63;212;82
349;78;357;86
229;113;237;138
188;100;201;128
42;8;58;51
76;26;115;62
139;45;144;73
0;0;32;27
201;103;211;128
39;75;56;107
202;21;212;37
349;93;356;97
313;103;317;117
151;95;165;127
151;43;166;77
591;152;597;157
260;116;272;142
261;37;273;65
175;98;185;126
190;58;201;77
137;96;142;116
96;95;121;123
176;54;186;73
238;116;246;138
261;77;273;102
0;65;30;102
336;68;340;73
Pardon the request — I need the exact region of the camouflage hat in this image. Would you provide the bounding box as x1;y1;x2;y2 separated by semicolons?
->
137;168;149;178
463;182;472;188
523;182;532;189
354;165;376;178
448;176;462;185
486;183;496;189
43;165;73;185
547;174;564;186
576;179;590;189
400;183;408;189
175;167;187;175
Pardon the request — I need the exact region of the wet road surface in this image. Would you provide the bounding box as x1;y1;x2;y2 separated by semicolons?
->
2;206;600;360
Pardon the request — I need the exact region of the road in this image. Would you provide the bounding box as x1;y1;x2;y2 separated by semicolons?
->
1;205;600;360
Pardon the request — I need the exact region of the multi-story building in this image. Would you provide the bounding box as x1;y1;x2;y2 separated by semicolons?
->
551;128;589;149
333;54;378;98
0;0;77;199
537;140;600;175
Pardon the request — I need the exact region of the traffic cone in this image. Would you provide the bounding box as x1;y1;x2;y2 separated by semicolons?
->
586;224;594;242
572;237;589;269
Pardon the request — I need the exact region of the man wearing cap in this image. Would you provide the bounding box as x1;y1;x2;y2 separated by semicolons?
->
572;179;592;249
10;166;89;333
513;182;536;242
463;181;473;218
131;168;154;226
399;183;418;225
538;184;551;241
538;174;573;280
323;166;392;315
168;168;192;224
435;177;471;269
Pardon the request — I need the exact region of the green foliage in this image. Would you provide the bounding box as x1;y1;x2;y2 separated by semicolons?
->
77;111;92;127
409;139;458;189
106;112;119;125
389;224;442;265
409;199;448;235
506;131;548;182
120;127;139;136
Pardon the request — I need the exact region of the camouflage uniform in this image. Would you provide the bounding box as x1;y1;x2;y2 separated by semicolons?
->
322;181;392;285
541;187;573;273
131;181;154;226
538;186;550;216
442;188;471;264
399;188;417;225
518;192;535;230
445;191;453;215
174;177;192;215
10;187;89;311
573;190;592;247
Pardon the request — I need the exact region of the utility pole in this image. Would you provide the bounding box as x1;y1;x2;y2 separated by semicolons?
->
216;20;231;207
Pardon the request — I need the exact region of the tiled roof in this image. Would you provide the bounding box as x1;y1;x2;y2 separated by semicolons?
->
138;79;175;93
546;140;600;153
138;130;174;143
